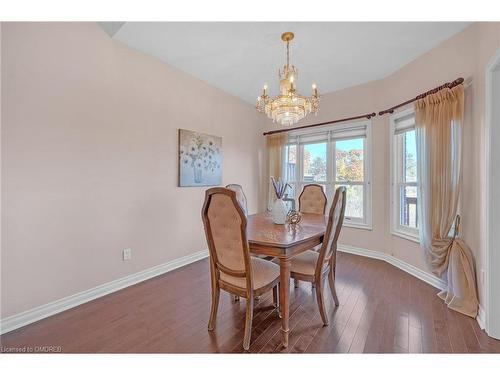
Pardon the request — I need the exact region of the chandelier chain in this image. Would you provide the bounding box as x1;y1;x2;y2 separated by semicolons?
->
286;40;290;70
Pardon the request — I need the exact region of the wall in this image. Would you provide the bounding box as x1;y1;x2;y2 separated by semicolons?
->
1;22;266;318
489;60;500;337
263;22;500;308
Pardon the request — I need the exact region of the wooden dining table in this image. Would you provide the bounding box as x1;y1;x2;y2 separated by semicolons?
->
246;211;328;348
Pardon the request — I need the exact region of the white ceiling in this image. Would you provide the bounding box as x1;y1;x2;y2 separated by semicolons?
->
107;22;470;104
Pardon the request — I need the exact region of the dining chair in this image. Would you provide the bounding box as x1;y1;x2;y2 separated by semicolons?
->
298;184;327;214
226;184;250;302
296;184;328;289
226;184;248;217
202;187;280;350
288;186;346;326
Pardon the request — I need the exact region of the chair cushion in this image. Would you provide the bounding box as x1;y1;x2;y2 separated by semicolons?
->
220;256;279;290
290;250;320;276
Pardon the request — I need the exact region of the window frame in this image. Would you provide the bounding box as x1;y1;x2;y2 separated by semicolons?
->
283;119;372;230
390;108;420;243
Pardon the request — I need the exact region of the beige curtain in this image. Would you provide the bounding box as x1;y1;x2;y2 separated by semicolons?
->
266;133;287;209
437;237;479;318
415;84;478;317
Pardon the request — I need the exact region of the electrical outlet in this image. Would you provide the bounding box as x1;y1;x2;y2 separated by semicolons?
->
123;248;132;261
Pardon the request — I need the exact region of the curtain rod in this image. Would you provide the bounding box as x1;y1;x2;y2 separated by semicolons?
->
378;77;464;116
262;112;376;136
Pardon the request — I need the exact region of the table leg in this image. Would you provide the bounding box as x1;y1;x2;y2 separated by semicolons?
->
279;258;291;348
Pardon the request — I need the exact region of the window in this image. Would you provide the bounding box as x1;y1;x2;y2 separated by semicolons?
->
283;120;372;229
335;138;365;219
390;109;419;241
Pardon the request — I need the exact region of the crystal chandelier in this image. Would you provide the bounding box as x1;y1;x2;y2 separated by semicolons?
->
256;32;320;126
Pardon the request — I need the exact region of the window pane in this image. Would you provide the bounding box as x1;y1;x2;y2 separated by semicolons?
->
303;143;327;182
335;138;364;182
335;184;363;219
283;183;296;212
283;145;297;202
399;185;418;228
284;144;297;182
404;130;417;183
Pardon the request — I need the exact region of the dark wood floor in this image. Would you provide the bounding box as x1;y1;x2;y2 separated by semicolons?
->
1;252;499;353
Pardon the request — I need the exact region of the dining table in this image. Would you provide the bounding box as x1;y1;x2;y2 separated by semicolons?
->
246;211;328;348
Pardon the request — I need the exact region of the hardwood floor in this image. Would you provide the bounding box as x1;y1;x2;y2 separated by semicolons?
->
1;252;499;353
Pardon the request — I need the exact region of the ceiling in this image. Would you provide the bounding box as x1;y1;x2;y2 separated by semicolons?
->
104;22;470;104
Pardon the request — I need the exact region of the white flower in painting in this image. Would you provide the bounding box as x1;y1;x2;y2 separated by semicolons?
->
188;144;199;156
195;160;203;169
207;140;216;152
181;155;190;166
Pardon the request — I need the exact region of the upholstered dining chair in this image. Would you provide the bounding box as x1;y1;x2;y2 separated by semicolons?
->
202;187;280;350
226;184;248;217
296;184;328;289
288;186;346;326
298;184;327;214
226;184;250;302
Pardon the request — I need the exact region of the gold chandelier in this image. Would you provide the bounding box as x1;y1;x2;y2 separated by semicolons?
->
256;32;320;126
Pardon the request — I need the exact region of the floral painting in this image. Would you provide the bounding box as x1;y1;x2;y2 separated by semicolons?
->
178;129;222;187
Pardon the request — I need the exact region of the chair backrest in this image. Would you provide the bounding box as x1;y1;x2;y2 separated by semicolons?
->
316;186;347;274
225;184;248;216
298;184;327;214
202;187;252;290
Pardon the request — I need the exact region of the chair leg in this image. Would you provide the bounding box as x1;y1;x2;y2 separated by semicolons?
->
242;295;254;350
328;268;339;306
208;286;220;331
272;284;279;308
315;278;329;326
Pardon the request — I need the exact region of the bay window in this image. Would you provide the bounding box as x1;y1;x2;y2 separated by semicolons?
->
283;120;372;229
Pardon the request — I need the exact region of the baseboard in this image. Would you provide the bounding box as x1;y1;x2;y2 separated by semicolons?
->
338;244;447;291
0;249;209;335
476;305;486;330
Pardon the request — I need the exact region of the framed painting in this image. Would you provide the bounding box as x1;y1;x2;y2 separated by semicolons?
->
178;129;222;187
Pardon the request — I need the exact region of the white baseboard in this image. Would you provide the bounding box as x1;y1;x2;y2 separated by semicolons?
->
338;244;447;291
476;305;486;330
0;249;209;335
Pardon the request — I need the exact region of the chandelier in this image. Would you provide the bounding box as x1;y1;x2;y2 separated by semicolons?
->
256;32;320;126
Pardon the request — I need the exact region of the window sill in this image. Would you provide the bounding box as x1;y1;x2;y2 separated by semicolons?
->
391;230;420;244
343;221;372;231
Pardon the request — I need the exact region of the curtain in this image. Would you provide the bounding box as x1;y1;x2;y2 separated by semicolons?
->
266;133;287;210
415;84;478;318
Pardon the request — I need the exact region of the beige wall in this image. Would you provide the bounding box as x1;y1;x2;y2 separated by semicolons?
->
263;22;500;307
1;22;266;318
